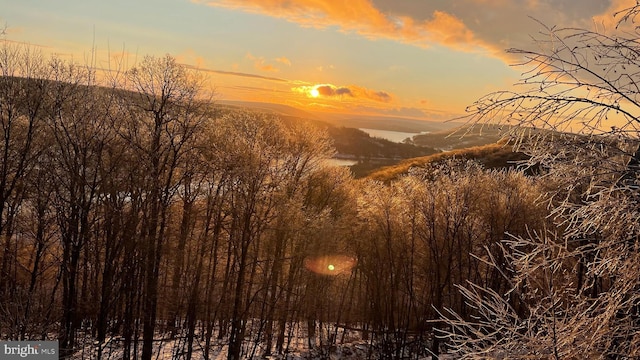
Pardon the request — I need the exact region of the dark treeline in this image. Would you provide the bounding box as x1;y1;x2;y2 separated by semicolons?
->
0;43;550;359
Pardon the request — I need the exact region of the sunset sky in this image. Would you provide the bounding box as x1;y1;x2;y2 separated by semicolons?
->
1;0;632;121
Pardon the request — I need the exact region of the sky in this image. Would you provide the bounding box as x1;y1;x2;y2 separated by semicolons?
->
0;0;633;122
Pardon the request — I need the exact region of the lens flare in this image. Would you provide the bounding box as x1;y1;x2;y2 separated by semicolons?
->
304;255;357;276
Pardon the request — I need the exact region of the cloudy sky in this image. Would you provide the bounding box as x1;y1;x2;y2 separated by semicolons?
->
1;0;632;120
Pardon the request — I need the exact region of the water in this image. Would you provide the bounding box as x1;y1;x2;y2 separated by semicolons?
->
325;158;358;167
359;128;424;143
326;128;428;167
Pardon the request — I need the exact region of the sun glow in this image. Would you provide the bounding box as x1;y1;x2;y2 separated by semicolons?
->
304;255;357;276
310;88;320;98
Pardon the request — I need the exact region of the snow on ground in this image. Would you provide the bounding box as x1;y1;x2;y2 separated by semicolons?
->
71;322;448;359
74;341;444;360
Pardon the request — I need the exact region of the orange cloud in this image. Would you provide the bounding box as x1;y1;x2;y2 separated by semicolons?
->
275;56;291;66
316;65;336;72
293;83;393;103
350;85;392;103
176;49;206;68
245;53;293;72
246;52;279;72
195;0;495;53
422;11;475;46
592;0;637;31
195;1;628;64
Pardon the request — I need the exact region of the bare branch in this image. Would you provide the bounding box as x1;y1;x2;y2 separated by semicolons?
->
442;4;640;358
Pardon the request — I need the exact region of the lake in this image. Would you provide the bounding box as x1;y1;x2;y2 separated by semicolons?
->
326;128;427;167
325;158;359;167
359;128;424;143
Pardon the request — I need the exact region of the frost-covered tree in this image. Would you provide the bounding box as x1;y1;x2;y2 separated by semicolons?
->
441;3;640;358
116;54;211;360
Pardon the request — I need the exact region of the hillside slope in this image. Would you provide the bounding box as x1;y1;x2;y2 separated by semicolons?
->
366;142;529;182
327;126;439;161
409;124;509;150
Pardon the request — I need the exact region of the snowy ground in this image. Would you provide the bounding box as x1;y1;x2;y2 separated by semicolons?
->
70;322;451;359
73;341;447;360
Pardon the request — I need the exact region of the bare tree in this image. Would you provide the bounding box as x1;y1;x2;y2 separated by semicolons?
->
353;159;546;358
209;112;292;360
0;43;49;314
116;54;210;360
440;3;640;358
44;58;112;358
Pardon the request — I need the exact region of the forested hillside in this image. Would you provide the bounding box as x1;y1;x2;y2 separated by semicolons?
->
271;114;441;165
408;124;506;151
366;142;529;182
5;3;640;357
215;107;442;179
0;45;555;359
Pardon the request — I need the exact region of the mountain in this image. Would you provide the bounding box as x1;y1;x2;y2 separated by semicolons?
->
218;100;444;177
216;100;321;120
273;115;442;178
318;112;462;133
218;100;459;133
